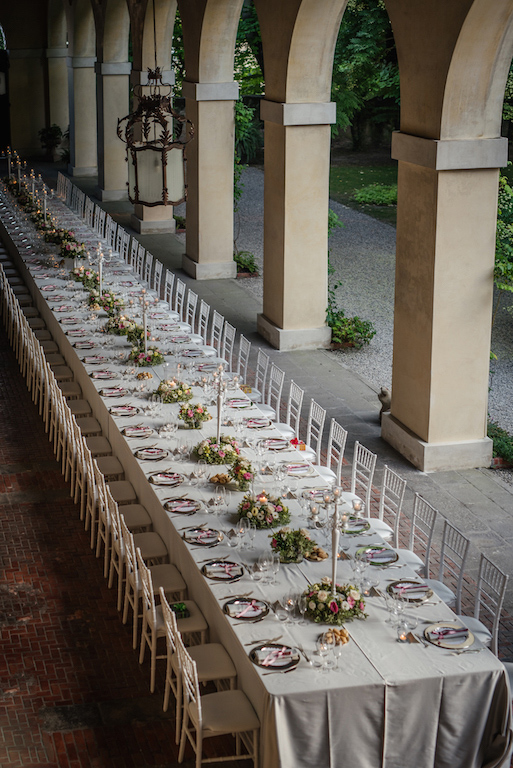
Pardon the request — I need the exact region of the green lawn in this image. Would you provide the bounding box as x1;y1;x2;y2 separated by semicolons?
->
329;163;398;226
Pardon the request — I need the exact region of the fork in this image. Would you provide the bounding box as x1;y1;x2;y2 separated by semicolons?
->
244;635;283;646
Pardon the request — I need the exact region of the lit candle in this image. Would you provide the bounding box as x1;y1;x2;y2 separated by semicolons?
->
397;623;409;643
7;147;10;178
30;171;35;197
43;187;47;219
98;252;103;299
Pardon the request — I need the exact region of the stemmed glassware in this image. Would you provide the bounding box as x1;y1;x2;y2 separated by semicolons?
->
316;633;335;673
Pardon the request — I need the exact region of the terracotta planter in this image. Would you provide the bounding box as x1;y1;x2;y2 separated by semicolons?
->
330;341;356;350
237;270;259;279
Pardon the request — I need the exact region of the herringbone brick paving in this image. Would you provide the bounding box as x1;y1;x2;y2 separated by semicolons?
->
0;322;248;767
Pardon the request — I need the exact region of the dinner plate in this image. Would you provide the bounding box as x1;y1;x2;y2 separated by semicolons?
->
344;517;371;535
103;389;130;400
66;328;87;337
159;324;183;332
202;560;244;582
245;418;272;429
135;447;169;461
164;499;203;515
170;335;191;344
149;471;184;487
122;425;154;438
285;463;314;477
356;545;398;565
90;370;118;379
387;580;434;603
73;341;96;350
249;643;300;670
223;597;269;620
82;355;108;365
149;312;168;320
48;295;68;302
108;404;139;416
197;362;224;373
424;621;474;649
119;281;136;287
181;347;203;358
41;284;59;291
262;438;290;452
53;305;75;312
226;398;252;409
183;526;222;543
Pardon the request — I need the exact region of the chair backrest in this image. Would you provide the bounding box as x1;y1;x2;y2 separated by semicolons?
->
210;310;224;352
221;322;236;370
198;300;210;342
159;586;179;655
185;289;198;328
93;206;107;238
284;380;304;438
408;494;438;577
136;547;157;626
143;250;153;286
108;492;123;554
350;441;377;510
236;335;251;381
377;465;407;548
119;513;137;583
174;279;186;319
164;270;175;309
152;260;163;298
326;418;348;486
116;229;131;262
105;215;117;249
305;399;326;465
128;237;138;268
135;243;146;278
177;634;202;725
254;349;269;394
437;520;470;615
57;171;66;199
266;363;285;416
84;197;94;228
473;554;509;656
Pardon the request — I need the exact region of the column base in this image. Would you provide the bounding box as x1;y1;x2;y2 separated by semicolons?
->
67;164;97;177
381;413;493;472
131;214;176;234
257;313;332;351
95;186;128;202
182;254;236;280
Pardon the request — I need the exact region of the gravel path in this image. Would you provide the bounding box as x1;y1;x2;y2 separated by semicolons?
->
235;166;513;438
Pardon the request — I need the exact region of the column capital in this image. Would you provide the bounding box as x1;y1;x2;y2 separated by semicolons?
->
72;56;96;69
391;131;508;170
94;62;132;76
130;69;175;87
260;100;336;126
182;81;239;101
46;47;68;58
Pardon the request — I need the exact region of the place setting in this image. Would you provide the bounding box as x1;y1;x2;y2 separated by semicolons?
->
201;560;245;582
164;499;203;515
182;525;222;544
134;446;170;461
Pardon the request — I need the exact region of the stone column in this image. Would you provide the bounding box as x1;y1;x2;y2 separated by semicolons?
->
94;61;131;201
130;68;177;234
256;100;335;351
8;48;46;156
68;56;97;177
46;46;69;131
381;132;508;471
181;80;239;280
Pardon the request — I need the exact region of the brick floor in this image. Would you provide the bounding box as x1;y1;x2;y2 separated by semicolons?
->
0;321;248;767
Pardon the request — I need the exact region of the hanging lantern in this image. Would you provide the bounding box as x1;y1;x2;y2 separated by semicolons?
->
117;67;193;207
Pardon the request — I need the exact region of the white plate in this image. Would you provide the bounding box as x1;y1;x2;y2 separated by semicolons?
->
91;370;118;380
223;598;269;619
424;622;474;649
103;389;130;400
82;356;108;364
356;546;398;565
245;418;272;429
122;426;154;438
263;438;290;451
135;447;169;461
149;472;185;487
53;305;74;312
60;317;80;325
66;329;87;337
226;399;252;409
387;580;433;603
285;463;313;477
108;402;138;413
181;348;203;358
182;526;221;542
73;341;96;350
202;560;244;581
249;643;300;670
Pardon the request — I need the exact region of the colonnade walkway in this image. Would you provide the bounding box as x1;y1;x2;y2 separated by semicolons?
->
42;163;513;614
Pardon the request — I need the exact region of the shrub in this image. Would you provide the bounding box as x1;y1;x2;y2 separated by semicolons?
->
487;421;513;463
329;310;376;348
234;250;258;273
353;183;397;206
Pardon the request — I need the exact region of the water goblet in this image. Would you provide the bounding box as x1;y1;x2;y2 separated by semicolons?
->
298;594;309;626
283;592;296;624
247;521;257;551
332;639;345;670
316;633;334;673
270;552;281;585
239;517;251;550
258;553;272;584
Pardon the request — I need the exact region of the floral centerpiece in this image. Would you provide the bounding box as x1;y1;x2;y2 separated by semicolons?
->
126;323;150;347
44;227;73;245
229;457;255;492
129;346;165;367
303;577;367;626
238;492;290;528
270;527;315;563
155;378;192;404
104;314;136;336
178;402;212;429
70;266;99;291
193;435;240;465
60;239;87;260
88;289;124;316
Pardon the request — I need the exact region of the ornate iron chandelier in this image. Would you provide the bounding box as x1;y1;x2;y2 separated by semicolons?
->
117;66;193;207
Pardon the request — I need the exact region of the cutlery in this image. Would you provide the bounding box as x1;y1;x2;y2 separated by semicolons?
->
219;591;253;600
450;647;484;656
263;667;296;675
295;564;312;586
295;643;312;664
414;633;429;648
234;616;265;625
198;554;230;564
244;635;283;646
178;522;206;531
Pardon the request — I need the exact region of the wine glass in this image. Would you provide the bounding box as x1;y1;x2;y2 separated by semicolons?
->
316;633;334;673
332;639;344;670
270;552;281;585
283;593;296;624
238;517;250;549
298;594;309;626
258;553;271;584
247;520;256;551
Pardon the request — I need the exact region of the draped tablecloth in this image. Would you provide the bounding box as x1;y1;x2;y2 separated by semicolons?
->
1;207;511;768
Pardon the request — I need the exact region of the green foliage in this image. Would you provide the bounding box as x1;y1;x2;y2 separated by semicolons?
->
234;250;258;273
488;421;513;463
174;215;186;230
331;0;399;148
329;311;376;348
235;2;264;95
353;182;397;206
171;10;185;91
234;101;261;164
38;124;62;153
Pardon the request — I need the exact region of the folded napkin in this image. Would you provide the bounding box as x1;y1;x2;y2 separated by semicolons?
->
170;501;196;513
261;646;294;667
364;549;393;561
431;627;468;640
235;599;260;619
398;583;430;594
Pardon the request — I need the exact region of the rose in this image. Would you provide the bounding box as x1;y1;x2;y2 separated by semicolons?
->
329;600;339;614
317;590;328;603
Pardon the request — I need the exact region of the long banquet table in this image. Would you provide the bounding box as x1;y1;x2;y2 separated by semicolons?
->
1;198;512;768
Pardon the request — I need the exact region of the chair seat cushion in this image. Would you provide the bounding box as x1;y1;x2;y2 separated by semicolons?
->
85;435;112;456
12;286;29;295
120;503;152;531
51;365;74;381
186;643;237;683
424;579;456;607
456;615;492;647
27;317;46;330
395;548;424;573
149;563;186;596
133;530;168;560
60;381;82;398
76;416;102;436
96;456;124;478
17;295;33;307
69;400;93;417
45;354;66;366
191;690;259;734
109;480;137;505
153;600;207;636
274;423;295;438
21;306;39;317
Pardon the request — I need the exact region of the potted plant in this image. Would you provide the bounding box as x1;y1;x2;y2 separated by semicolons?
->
234;250;259;278
38;124;63;161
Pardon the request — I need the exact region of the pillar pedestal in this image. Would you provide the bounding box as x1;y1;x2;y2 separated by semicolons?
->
257;313;331;351
131;204;176;234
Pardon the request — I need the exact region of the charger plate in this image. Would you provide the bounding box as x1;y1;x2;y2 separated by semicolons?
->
249;643;300;670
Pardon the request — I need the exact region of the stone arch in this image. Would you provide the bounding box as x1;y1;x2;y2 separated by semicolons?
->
72;0;96;58
141;0;176;71
178;0;243;83
101;0;130;63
